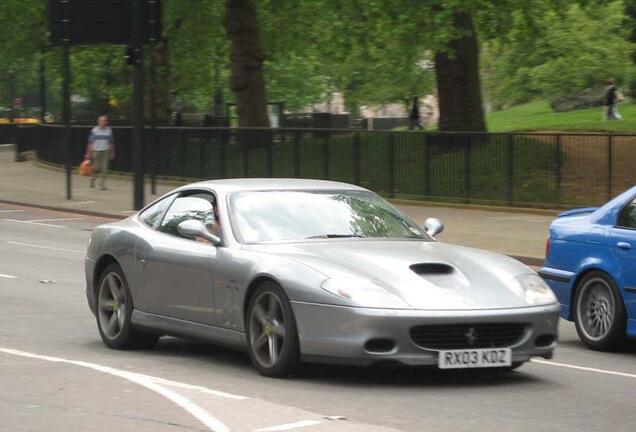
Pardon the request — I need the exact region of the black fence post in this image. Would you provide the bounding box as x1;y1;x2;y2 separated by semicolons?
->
323;133;330;180
555;134;562;204
607;134;613;200
266;130;274;178
353;132;360;185
464;135;472;202
151;126;157;193
199;129;205;179
424;133;432;199
388;132;395;198
219;130;227;179
180;128;186;180
507;134;514;204
293;131;301;177
242;130;249;177
62;43;72;200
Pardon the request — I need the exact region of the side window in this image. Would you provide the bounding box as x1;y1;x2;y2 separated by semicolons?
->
138;195;174;229
158;192;218;238
617;199;636;229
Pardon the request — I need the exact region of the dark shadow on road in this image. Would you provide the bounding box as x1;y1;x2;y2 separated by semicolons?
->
124;337;549;389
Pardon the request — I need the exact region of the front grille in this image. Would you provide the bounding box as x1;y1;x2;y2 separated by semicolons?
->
410;323;527;350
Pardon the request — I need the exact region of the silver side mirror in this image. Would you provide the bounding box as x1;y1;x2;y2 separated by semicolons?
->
424;217;444;237
177;219;221;245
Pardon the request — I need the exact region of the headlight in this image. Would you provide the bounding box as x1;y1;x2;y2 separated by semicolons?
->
321;277;409;308
515;274;557;305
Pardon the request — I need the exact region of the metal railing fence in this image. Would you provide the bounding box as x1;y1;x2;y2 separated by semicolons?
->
14;124;636;207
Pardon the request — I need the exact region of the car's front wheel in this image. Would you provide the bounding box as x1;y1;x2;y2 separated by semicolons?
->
246;281;300;377
96;263;158;349
573;271;626;351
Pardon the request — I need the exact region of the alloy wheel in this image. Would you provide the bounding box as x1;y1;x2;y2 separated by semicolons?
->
98;272;127;340
577;277;615;342
249;291;287;368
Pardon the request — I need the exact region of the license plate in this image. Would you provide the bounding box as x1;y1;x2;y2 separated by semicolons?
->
438;348;512;369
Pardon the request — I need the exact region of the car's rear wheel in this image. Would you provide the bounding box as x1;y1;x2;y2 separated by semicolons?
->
573;271;626;351
246;281;300;377
96;263;159;349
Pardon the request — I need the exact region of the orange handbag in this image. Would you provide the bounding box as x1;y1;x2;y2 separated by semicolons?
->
79;159;93;177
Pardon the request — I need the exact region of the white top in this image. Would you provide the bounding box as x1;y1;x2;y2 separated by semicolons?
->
89;126;113;152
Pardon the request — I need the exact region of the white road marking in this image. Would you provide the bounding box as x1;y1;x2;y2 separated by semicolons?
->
0;210;24;213
532;358;636;379
6;241;83;254
1;219;66;228
0;347;237;432
0;273;17;279
27;217;85;223
136;373;248;401
253;420;323;432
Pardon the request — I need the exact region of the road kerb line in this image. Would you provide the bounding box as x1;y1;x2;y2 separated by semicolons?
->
27;217;85;223
68;201;96;206
253;420;323;432
0;347;235;432
6;241;83;254
531;358;636;379
0;210;24;213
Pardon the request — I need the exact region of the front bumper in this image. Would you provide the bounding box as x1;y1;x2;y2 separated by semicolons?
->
292;301;560;366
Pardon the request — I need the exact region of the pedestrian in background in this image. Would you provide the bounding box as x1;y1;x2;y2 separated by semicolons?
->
408;97;422;130
604;79;624;121
85;115;115;190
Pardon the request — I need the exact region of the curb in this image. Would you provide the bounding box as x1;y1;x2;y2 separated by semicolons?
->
391;198;562;216
0;199;125;220
33;159;190;187
509;255;544;267
0;198;545;266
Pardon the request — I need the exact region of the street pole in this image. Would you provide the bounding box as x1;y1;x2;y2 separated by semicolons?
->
150;42;157;195
8;71;16;123
62;43;72;200
131;0;145;209
40;53;47;123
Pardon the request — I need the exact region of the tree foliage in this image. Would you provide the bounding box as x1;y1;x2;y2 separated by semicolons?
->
1;0;635;125
483;0;636;109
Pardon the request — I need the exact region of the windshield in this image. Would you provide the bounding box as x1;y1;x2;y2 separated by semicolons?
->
229;190;430;243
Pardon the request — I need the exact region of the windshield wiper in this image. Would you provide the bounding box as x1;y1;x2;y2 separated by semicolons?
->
305;234;364;239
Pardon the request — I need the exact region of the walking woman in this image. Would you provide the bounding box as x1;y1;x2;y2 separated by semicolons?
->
85;115;116;190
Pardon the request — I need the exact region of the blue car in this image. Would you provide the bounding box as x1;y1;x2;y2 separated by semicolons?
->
540;186;636;350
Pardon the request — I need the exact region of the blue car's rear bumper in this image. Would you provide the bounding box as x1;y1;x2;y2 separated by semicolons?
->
538;267;576;320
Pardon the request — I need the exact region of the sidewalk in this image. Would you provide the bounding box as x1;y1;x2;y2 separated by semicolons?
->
0;151;556;260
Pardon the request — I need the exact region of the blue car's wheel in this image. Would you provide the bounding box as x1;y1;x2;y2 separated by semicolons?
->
573;271;626;351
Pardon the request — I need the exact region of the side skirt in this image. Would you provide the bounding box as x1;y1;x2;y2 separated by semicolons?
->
131;309;247;351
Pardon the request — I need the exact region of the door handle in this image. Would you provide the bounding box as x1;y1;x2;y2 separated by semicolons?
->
617;242;631;251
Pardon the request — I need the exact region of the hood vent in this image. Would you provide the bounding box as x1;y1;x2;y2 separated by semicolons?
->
410;263;454;276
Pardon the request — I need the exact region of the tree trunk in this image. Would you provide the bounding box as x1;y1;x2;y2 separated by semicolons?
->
224;0;269;128
434;11;486;132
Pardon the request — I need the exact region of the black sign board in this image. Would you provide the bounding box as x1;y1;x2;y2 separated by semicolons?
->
48;0;161;45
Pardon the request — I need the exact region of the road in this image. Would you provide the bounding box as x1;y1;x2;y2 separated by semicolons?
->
1;203;635;432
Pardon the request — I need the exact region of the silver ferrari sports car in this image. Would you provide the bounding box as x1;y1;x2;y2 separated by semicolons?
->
86;179;559;377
